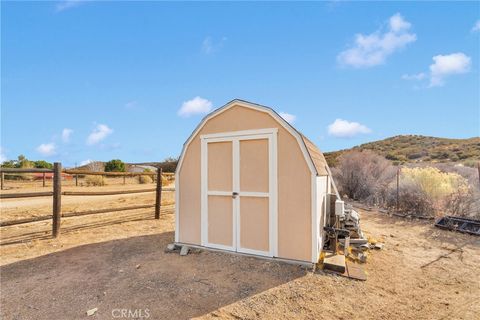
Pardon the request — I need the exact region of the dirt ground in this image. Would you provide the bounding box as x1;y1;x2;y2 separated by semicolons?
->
1;182;479;320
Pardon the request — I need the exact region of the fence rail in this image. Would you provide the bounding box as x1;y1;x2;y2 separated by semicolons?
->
0;168;53;173
0;162;169;237
1;192;54;199
0;167;174;190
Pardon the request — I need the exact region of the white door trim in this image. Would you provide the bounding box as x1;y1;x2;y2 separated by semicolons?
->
200;129;278;258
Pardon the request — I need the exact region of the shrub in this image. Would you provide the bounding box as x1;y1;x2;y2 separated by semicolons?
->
158;157;178;173
105;159;126;172
386;153;400;161
85;176;105;186
401;167;468;202
386;180;434;216
333;150;396;203
34;160;53;169
444;189;478;218
138;175;153;184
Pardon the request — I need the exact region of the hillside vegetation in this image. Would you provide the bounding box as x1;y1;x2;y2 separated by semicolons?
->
325;135;480;167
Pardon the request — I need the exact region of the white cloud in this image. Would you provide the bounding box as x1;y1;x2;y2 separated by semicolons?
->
472;20;480;33
401;53;471;88
279;112;296;124
55;0;86;12
86;124;113;145
337;13;416;68
178;96;213;117
201;36;227;54
61;128;73;143
328;119;371;138
36;143;57;156
429;53;471;87
401;72;426;81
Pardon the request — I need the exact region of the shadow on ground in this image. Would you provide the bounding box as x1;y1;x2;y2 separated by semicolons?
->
0;232;308;320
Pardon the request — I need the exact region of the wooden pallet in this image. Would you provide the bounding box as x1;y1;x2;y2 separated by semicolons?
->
435;216;480;236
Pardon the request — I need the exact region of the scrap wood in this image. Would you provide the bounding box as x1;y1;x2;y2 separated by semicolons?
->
321;260;367;281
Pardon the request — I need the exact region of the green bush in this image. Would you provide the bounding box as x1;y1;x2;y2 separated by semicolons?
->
34;160;53;169
105;159;125;172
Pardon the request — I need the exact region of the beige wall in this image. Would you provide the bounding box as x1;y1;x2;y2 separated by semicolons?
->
178;105;312;262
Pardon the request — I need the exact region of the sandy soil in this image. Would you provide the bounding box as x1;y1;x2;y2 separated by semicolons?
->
1;183;479;320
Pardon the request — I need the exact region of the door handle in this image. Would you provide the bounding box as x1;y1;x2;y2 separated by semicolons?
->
232;192;239;199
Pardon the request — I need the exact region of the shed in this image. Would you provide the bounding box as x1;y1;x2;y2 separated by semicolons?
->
175;99;336;264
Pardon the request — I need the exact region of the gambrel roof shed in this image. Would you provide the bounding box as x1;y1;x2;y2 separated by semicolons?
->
175;99;334;263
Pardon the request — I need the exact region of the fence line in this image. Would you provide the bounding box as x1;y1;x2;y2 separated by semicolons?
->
0;167;175;190
0;168;53;173
1;192;54;199
0;204;176;228
62;188;157;196
0;162;170;237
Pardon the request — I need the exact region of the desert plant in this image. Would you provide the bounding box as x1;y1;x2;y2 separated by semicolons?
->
444;188;478;218
386;180;434;216
138;175;153;184
158;157;178;173
105;159;126;172
401;167;468;202
85;175;105;186
333;150;396;204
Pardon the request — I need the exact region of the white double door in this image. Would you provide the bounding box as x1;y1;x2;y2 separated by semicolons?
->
201;129;277;257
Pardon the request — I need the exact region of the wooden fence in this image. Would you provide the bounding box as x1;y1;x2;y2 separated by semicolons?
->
0;163;173;237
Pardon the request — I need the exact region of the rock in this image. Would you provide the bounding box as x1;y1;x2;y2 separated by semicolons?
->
374;243;384;250
180;246;189;256
86;308;98;316
166;243;176;251
135;264;141;269
358;252;367;263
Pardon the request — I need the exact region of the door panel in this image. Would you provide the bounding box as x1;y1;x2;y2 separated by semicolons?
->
208;195;233;247
206;141;234;248
208;141;232;191
239;196;269;252
239;139;269;193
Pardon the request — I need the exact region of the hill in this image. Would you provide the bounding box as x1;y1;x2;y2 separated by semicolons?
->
324;135;480;167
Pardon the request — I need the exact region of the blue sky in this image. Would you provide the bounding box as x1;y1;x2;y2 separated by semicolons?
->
1;1;479;166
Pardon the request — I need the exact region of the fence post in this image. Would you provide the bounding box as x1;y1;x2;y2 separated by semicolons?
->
477;162;480;187
52;162;62;237
396;167;400;212
75;174;78;186
43;172;46;187
123;175;126;185
1;172;4;190
155;168;163;219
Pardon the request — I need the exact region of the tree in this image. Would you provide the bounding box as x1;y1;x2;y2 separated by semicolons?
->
104;159;126;172
34;160;53;169
159;156;178;173
17;155;32;168
1;160;16;168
